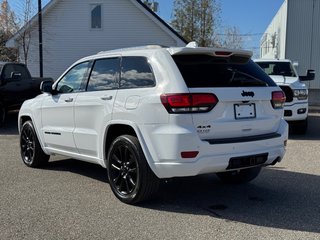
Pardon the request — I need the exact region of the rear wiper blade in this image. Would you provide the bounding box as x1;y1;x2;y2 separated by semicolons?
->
227;68;267;86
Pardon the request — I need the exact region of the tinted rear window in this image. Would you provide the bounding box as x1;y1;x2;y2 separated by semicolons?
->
255;61;297;77
2;64;31;80
172;55;276;88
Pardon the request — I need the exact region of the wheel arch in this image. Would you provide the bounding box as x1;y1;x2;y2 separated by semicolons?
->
19;115;32;130
19;113;49;155
102;122;157;176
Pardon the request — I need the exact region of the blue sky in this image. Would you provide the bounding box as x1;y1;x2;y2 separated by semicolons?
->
8;0;284;54
155;0;284;54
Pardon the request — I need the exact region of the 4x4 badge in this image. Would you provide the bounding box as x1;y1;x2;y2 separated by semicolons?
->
241;91;255;97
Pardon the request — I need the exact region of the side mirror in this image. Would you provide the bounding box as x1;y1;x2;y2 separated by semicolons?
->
292;62;299;68
11;72;22;81
299;69;315;81
40;80;54;93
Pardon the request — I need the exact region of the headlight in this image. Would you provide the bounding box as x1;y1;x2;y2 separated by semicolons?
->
293;89;308;100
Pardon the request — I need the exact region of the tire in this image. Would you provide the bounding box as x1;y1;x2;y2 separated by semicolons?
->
216;167;262;184
107;135;159;204
292;118;308;135
0;103;5;127
20;120;50;168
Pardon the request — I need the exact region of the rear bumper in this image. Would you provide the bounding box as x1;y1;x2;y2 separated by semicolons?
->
140;119;288;179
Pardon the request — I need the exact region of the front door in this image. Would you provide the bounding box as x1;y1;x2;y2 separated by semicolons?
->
41;61;91;153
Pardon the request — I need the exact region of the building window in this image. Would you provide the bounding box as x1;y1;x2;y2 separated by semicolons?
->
91;4;101;29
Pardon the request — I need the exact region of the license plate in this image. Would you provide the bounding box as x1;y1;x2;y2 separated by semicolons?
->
234;103;256;119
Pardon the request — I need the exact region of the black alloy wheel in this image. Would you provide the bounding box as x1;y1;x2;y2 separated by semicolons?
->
21;123;36;164
20;121;49;167
107;135;159;204
109;142;139;196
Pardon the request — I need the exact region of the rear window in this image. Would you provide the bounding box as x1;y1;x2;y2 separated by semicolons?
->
172;55;276;88
2;64;31;80
255;61;297;77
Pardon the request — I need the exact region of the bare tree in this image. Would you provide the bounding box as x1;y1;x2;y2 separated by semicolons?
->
14;0;33;65
0;0;17;35
0;0;19;61
21;0;32;65
172;0;221;47
218;26;243;49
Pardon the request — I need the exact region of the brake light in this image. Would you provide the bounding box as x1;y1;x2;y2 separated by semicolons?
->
215;51;232;56
271;91;286;109
160;93;218;113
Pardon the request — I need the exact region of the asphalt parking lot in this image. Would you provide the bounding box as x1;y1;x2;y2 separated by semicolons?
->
0;112;319;240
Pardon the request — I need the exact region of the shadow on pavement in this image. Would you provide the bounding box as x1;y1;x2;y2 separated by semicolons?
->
45;158;109;184
44;158;320;234
146;168;320;234
289;114;320;140
0;111;19;135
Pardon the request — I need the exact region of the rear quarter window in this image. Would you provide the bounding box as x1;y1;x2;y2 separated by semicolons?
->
120;57;155;89
172;55;276;88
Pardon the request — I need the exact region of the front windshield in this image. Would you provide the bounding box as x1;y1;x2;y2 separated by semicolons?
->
256;61;297;77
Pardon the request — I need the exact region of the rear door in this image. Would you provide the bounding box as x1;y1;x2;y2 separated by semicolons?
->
172;54;283;141
73;57;120;158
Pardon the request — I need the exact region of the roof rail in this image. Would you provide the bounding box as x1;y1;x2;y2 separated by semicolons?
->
97;45;168;55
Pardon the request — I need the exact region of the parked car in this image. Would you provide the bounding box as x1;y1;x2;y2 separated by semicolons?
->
0;62;52;126
255;59;315;134
18;45;288;204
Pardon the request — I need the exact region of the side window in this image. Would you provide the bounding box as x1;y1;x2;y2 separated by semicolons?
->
56;62;90;94
2;64;30;80
87;58;120;91
91;4;102;29
120;57;155;89
3;65;15;80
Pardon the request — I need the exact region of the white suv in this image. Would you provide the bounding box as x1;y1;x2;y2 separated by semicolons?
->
19;45;288;204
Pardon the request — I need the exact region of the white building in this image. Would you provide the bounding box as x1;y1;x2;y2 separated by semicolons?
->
7;0;186;80
260;0;320;105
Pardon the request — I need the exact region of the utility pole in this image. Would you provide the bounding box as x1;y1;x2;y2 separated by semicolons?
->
38;0;43;77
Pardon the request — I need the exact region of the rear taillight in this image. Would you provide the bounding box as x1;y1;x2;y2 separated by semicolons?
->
271;91;286;109
160;93;218;113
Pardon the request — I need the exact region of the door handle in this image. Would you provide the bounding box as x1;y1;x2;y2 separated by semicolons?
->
64;97;73;102
101;95;113;101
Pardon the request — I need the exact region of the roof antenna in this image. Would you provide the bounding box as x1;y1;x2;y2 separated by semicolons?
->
186;42;198;48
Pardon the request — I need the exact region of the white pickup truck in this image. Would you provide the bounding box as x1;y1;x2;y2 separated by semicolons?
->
255;59;315;134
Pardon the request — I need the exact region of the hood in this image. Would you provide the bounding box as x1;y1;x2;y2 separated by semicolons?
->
269;75;307;89
269;75;299;85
